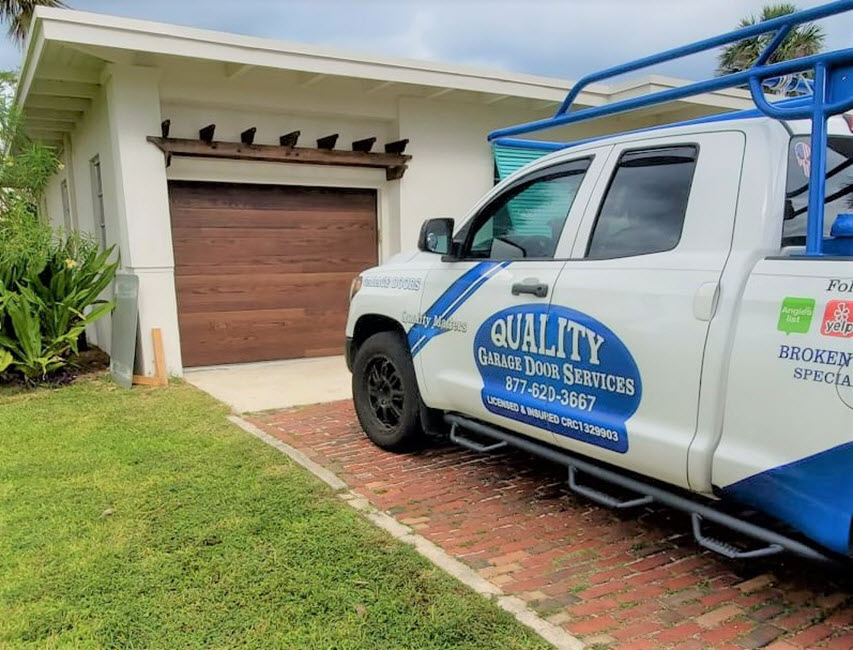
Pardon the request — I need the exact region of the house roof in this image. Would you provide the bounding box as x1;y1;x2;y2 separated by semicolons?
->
17;7;755;147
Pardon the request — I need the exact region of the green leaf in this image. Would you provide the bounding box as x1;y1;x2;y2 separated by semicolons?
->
81;301;114;326
0;348;11;373
6;293;42;363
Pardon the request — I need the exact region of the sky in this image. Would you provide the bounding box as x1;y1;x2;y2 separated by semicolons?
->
1;0;851;83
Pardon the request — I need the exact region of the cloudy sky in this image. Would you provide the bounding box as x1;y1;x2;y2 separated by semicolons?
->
1;0;850;82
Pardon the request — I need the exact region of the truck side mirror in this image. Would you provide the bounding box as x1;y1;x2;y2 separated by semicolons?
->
418;218;454;255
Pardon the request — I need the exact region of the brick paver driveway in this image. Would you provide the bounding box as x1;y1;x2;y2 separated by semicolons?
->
251;401;853;649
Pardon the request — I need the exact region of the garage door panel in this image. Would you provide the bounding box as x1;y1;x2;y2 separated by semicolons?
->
175;272;354;313
171;190;376;213
178;308;347;367
172;226;376;260
175;260;371;276
170;208;376;230
173;251;375;274
169;182;376;211
170;181;377;367
172;243;376;274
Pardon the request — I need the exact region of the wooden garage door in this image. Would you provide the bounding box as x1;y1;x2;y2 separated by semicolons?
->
169;181;378;367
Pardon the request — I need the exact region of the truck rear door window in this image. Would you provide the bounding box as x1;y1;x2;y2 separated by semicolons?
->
783;135;853;247
586;146;698;259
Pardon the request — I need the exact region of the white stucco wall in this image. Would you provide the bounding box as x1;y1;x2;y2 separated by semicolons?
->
43;168;67;230
396;98;504;249
160;102;394;152
42;85;120;351
65;87;119;255
102;65;181;376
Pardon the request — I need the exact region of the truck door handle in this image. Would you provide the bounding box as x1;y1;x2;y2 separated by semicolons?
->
512;281;549;298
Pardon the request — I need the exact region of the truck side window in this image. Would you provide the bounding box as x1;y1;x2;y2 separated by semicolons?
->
464;158;591;260
586;146;698;259
783;135;853;248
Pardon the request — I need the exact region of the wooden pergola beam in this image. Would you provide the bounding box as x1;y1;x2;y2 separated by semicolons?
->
147;136;411;180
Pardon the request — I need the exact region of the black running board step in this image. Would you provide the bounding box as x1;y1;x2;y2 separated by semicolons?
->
691;513;783;559
568;465;653;509
450;423;508;453
445;413;833;564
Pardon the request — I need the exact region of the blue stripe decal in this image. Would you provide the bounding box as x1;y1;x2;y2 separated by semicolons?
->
408;261;511;357
722;440;853;555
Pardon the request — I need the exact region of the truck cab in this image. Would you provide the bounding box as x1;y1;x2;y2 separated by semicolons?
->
346;2;853;562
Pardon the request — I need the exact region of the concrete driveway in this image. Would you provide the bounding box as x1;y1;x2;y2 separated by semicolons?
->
184;355;351;413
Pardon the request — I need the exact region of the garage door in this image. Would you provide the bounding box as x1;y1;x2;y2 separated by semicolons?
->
169;181;378;367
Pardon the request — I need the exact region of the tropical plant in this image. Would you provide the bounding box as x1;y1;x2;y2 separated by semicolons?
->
0;0;66;44
716;3;826;77
0;235;117;380
0;285;71;378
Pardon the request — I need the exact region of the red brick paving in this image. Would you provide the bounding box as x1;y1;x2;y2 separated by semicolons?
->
250;401;853;649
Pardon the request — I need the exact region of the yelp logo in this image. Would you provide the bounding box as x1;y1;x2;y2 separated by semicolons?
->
822;300;853;338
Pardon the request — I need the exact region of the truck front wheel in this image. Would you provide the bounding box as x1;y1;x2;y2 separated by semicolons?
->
352;331;423;452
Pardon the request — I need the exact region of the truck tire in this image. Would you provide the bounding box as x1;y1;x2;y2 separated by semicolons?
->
352;331;423;452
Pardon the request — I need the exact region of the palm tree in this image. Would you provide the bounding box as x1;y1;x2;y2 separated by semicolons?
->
717;3;825;77
0;0;66;45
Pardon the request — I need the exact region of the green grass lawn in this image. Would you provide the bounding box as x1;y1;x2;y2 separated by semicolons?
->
0;376;548;650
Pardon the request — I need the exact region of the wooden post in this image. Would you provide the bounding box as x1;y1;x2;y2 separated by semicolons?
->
132;328;168;387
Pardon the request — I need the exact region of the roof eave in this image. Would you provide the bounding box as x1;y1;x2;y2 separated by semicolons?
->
22;7;614;105
15;10;47;108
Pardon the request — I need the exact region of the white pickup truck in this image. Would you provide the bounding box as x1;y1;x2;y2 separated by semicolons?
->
345;3;853;562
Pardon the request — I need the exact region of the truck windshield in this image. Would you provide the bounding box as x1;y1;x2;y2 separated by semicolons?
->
783;135;853;247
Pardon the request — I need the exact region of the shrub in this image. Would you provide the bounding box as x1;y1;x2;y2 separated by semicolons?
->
0;195;52;287
0;232;117;381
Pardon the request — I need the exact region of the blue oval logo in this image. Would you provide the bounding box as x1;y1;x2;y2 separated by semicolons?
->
474;304;642;453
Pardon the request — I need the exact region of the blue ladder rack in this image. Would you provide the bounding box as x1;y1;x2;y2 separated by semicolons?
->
488;0;853;256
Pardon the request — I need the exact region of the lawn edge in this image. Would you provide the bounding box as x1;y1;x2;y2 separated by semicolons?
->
227;414;348;491
228;414;584;650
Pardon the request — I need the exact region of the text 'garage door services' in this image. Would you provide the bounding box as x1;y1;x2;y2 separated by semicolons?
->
169;181;378;367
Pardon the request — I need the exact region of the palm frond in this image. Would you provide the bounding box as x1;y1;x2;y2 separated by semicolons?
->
716;3;826;78
0;0;67;45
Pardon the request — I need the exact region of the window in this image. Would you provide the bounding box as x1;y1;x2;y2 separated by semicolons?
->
783;135;853;247
586;146;698;259
464;159;591;260
90;156;106;249
60;179;72;230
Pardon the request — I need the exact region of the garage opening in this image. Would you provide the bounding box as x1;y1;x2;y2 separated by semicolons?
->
168;181;378;367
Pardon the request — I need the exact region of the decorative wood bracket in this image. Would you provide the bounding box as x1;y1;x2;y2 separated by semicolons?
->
147;136;411;180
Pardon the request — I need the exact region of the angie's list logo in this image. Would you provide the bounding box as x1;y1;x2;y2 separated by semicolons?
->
822;300;853;339
777;297;815;334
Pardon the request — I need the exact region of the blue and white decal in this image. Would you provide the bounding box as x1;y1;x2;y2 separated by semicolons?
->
722;441;853;556
408;261;511;357
474;304;642;453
